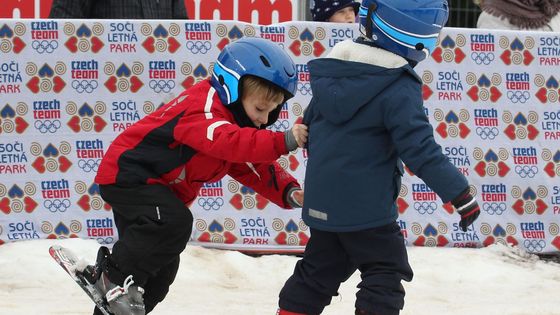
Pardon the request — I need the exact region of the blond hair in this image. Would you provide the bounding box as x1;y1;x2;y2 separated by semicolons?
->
242;75;285;104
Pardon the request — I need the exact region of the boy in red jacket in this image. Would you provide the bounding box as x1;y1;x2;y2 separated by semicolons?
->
87;37;306;315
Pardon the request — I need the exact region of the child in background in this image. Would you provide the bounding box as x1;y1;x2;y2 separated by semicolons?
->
310;0;360;23
278;1;481;315
84;37;307;315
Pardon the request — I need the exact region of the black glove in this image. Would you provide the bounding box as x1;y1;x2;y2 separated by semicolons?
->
452;188;480;232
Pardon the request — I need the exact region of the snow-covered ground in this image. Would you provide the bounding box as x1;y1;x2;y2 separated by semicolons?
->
0;238;559;315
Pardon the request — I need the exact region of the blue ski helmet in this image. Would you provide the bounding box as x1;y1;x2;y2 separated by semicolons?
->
211;37;297;106
358;0;449;63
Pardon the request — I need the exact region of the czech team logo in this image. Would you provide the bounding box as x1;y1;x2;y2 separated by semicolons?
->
31;21;59;54
431;34;467;64
104;62;143;93
480;183;507;216
260;25;286;44
542;149;560;177
41;220;81;239
288;27;326;57
185;21;215;53
41;178;71;213
296;63;311;96
63;23;104;53
433;109;470;139
0;183;38;215
466;73;502;103
511;186;548;215
30;141;73;174
468;32;495;65
195;218;237;244
473;107;499;140
26;62;66;94
534;75;559;104
273;218;309;246
505;72;531;104
0;23;26;54
0;103;29;134
499;36;534;66
67;101;107;133
75;139;104;173
141;23;181;53
197;181;225;212
33;99;61;134
473;147;510;177
503;111;539;141
148;60;176;94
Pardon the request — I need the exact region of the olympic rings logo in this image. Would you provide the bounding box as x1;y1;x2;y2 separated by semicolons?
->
78;159;101;173
186;41;212;54
32;40;58;54
44;199;71;213
198;197;224;211
34;119;61;134
476;127;499;140
506;91;530;104
523;239;545;252
482;202;506;215
96;237;115;245
514;165;538;178
149;79;176;93
471;52;494;65
271;120;290;132
297;82;312;95
413;202;437;214
71;80;99;94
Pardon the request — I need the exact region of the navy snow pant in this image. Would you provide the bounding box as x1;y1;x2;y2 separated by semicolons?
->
93;184;193;314
279;222;413;315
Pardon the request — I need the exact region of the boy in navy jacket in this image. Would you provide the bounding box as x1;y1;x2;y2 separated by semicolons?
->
278;1;480;315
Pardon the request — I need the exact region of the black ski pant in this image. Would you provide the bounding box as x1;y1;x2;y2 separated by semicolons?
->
93;184;193;314
279;222;413;315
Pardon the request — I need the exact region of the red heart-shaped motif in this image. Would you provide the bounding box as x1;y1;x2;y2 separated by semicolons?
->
168;37;181;53
454;48;466;63
130;76;143;93
104;76;117;93
0;198;11;214
67;116;81;132
0;239;4;246
431;47;443;63
24;197;38;213
437;235;449;247
27;76;40;93
274;231;287;245
53;76;66;93
526;124;539;140
58;156;72;172
535;87;548;103
506;236;518;246
12;36;26;53
77;195;91;211
500;50;511;65
32;156;46;173
522;50;534;65
198;231;211;242
435;122;448;138
512;199;524;215
104;202;112;211
182;76;195;90
497;161;510;177
65;36;78;52
413;235;426;246
289;40;301;56
289;155;299;171
442;202;454;215
217;38;229;51
229;194;243;210
404;165;415;177
503;124;516;140
256;194;269;209
312;41;325;57
552;236;560;250
483;236;495;247
467;86;479;102
91;36;104;53
142;36;155;53
298;231;309;246
474;161;486;177
397;198;409;214
489;86;502;102
458;123;470;138
422;84;433;100
535;199;548;215
544;162;556;177
223;231;237;244
47;234;58;239
15;117;28;133
93;116;107;132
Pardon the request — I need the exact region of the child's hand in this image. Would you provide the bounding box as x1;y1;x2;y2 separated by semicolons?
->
291;123;308;148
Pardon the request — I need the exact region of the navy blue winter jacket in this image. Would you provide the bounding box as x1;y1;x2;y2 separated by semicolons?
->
302;41;469;232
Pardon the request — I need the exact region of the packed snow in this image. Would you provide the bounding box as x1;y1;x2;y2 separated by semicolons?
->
0;238;559;315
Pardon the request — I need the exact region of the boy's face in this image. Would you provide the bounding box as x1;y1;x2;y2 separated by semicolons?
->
241;91;280;128
328;6;356;23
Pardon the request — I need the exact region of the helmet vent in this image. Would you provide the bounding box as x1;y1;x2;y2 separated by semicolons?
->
415;43;425;51
260;55;271;67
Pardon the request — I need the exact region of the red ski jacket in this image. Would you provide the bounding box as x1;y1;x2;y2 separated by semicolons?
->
95;79;299;208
